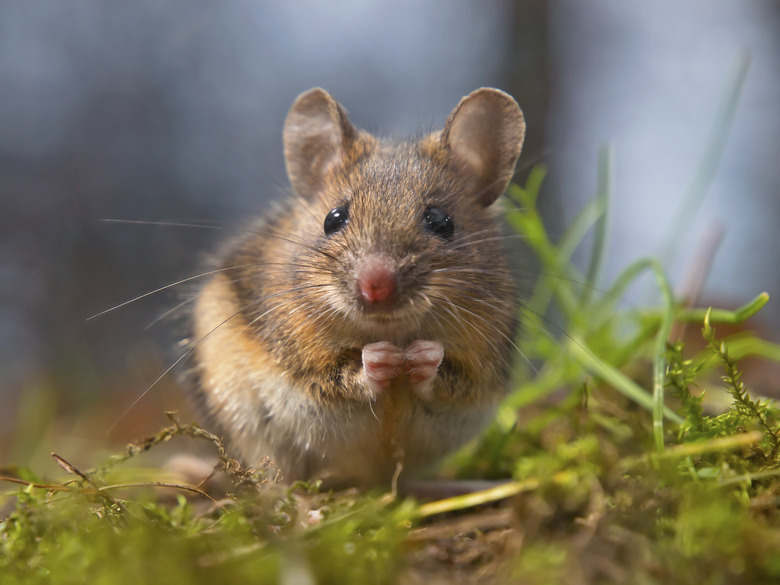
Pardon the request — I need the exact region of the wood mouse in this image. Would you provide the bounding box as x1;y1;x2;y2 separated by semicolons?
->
185;87;525;489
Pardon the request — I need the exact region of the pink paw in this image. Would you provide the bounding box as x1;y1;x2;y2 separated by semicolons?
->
362;341;404;393
405;340;444;393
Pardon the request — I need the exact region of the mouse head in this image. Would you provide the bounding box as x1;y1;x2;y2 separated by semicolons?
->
281;88;525;338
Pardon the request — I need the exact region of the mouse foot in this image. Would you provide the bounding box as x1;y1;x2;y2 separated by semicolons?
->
405;340;443;399
362;341;404;396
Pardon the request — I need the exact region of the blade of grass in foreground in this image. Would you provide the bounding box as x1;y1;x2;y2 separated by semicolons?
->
579;145;613;308
658;52;750;265
677;292;769;324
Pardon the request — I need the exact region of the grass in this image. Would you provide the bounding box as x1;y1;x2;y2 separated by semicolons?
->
4;55;780;583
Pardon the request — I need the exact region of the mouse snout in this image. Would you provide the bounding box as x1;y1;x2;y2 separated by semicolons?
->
356;254;396;304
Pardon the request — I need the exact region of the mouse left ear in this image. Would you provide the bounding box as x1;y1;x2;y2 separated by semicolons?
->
283;88;358;199
441;88;525;206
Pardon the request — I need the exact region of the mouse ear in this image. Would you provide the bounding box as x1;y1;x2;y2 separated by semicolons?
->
283;88;358;198
441;88;525;206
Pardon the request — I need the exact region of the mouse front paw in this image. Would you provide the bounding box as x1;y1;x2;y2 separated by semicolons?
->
405;340;444;399
362;341;404;396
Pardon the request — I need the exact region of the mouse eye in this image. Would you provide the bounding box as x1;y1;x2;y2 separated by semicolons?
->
423;207;454;240
324;206;349;235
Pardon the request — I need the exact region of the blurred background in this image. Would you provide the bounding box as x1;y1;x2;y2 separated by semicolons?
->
1;1;779;468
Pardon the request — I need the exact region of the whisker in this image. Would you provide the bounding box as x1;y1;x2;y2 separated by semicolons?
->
285;187;320;223
86;263;259;321
427;291;537;375
433;265;638;309
144;296;195;331
509;147;553;178
472;174;511;205
251;300;330;343
226;260;342;281
254;164;320;224
428;278;514;306
100;217;344;265
427;291;498;353
514;299;644;396
243;228;342;264
450;233;530;251
451;227;499;245
92;253;343;325
99;218;225;230
432;266;512;277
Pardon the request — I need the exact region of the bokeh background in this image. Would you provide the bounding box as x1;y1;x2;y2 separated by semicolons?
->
2;1;779;468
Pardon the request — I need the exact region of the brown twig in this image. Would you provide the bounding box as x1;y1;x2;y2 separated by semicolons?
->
99;481;217;503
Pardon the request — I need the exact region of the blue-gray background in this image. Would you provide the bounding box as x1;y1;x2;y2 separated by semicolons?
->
1;1;778;458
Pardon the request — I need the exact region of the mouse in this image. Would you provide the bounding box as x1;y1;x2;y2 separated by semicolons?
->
184;87;525;489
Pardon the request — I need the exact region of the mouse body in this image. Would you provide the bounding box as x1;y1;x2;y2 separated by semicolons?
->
186;87;525;488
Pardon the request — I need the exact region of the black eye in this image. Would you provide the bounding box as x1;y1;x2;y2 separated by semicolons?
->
423;207;454;240
324;206;349;235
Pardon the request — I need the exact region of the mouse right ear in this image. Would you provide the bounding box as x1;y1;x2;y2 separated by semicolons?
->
441;88;525;207
283;88;358;199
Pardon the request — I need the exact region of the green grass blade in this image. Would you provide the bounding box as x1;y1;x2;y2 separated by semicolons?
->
566;335;683;424
677;292;769;324
659;52;750;263
580;145;613;306
649;258;676;451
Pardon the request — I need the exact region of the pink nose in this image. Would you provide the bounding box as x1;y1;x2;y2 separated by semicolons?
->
357;255;396;304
